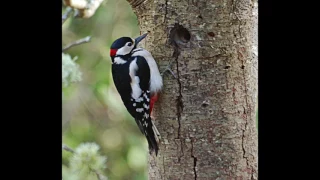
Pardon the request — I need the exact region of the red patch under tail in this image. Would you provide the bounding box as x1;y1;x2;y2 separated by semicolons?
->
150;93;159;114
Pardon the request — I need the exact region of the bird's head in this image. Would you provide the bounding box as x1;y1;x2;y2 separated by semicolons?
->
110;33;148;58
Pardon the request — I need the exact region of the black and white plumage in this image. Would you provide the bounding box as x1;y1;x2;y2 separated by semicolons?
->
131;48;163;94
131;48;163;116
109;33;162;155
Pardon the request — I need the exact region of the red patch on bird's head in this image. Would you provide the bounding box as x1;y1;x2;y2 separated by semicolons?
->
110;49;117;56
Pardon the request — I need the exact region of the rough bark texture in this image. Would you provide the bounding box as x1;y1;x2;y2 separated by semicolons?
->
127;0;258;179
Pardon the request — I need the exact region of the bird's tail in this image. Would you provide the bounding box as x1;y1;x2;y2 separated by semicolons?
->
145;119;159;156
136;116;159;156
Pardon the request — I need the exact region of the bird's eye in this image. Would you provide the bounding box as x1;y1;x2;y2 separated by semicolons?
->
127;42;132;46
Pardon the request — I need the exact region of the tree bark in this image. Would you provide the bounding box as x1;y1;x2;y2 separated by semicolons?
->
127;0;258;179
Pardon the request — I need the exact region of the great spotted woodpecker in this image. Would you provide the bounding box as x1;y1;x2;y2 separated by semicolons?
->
109;33;163;155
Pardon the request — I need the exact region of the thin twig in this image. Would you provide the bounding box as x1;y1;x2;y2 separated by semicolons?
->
62;144;75;153
62;7;73;24
95;171;107;180
62;36;91;51
161;65;177;79
88;167;107;180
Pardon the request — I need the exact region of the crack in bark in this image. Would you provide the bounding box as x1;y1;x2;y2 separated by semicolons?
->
170;32;184;163
241;60;250;167
239;50;250;170
173;48;185;164
235;13;251;171
241;121;248;166
234;3;257;178
175;52;183;138
240;62;250;168
169;23;184;138
191;138;198;180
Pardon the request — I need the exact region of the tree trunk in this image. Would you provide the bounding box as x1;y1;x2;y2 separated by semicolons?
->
127;0;258;179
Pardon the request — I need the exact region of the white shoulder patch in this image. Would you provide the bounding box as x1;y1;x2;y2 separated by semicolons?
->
113;57;126;64
129;58;142;100
132;49;163;94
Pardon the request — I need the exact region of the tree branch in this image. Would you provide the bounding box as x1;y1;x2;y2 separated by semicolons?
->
62;36;91;51
126;0;147;8
62;7;73;24
62;144;75;153
94;170;107;180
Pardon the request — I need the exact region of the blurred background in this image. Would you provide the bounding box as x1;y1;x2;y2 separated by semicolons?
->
62;0;149;179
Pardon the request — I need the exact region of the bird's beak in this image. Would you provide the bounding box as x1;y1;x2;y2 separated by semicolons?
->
135;33;148;45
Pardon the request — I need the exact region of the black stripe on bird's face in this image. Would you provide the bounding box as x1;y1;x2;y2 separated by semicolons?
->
109;37;134;58
110;33;147;58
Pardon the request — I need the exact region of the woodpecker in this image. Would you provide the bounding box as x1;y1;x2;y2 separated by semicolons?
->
109;33;163;155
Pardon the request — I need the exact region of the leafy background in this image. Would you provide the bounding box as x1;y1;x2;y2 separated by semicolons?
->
62;0;149;179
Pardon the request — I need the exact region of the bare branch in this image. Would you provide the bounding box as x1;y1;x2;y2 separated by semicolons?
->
62;7;73;24
62;144;75;153
95;171;107;180
62;36;91;51
126;0;147;8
